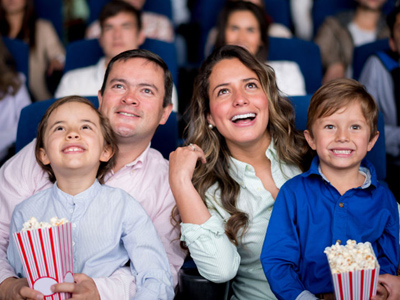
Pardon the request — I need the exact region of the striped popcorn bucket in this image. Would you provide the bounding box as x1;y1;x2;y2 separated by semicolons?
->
13;223;74;300
328;243;380;300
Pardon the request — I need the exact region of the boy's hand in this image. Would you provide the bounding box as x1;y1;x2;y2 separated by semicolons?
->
371;282;388;300
51;273;100;300
0;277;43;300
374;274;400;300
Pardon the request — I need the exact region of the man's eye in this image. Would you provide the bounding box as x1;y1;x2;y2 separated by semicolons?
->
143;88;152;94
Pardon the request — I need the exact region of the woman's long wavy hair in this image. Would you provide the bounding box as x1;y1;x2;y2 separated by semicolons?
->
0;0;37;48
0;35;21;100
182;45;310;246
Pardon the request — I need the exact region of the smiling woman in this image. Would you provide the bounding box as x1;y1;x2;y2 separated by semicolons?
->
168;45;312;300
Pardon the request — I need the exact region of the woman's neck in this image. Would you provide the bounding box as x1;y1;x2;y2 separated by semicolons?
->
228;133;271;167
6;12;24;38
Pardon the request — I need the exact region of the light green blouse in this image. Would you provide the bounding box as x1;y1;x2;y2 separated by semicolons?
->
181;140;302;300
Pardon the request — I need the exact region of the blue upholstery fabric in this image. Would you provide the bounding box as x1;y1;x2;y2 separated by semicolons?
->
3;37;29;85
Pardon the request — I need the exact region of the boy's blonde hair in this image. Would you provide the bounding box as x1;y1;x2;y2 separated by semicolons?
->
35;96;118;184
306;78;379;140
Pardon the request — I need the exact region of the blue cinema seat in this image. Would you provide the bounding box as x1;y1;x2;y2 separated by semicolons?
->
64;38;178;87
3;37;29;86
268;37;322;94
15;96;178;160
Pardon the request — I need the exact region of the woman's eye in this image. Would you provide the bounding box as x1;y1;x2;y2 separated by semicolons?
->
247;82;257;89
217;88;229;96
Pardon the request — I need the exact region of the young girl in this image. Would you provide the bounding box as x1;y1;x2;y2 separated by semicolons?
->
7;96;174;299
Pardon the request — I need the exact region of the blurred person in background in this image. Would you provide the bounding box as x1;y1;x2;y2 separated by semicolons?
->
0;0;65;101
0;35;30;165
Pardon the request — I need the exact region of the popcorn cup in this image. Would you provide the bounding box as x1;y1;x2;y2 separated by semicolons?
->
13;222;74;300
327;243;380;300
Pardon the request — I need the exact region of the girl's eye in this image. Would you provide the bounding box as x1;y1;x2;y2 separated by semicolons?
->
82;125;91;130
55;126;64;131
217;88;229;96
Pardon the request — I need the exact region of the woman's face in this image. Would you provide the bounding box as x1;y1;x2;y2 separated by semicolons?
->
1;0;26;15
224;10;262;56
207;58;270;150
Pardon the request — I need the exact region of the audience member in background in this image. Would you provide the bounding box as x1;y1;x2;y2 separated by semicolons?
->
210;1;305;96
205;0;292;57
0;49;185;300
291;0;313;40
0;36;30;165
315;0;389;84
56;0;178;112
86;0;174;43
359;5;400;202
169;45;311;299
0;0;65;101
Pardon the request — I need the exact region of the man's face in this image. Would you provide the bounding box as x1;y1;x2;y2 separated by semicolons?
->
124;0;146;10
356;0;387;11
98;58;172;145
390;13;400;55
99;12;145;61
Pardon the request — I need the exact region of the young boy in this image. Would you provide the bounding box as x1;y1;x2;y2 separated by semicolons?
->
261;79;399;300
7;96;174;299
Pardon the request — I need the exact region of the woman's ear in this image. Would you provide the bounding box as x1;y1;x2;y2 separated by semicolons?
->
207;113;216;127
100;145;114;162
39;148;51;165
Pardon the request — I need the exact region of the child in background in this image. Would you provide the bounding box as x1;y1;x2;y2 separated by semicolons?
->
7;96;174;299
261;79;399;300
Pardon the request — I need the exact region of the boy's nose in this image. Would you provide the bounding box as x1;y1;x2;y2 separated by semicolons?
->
335;128;349;142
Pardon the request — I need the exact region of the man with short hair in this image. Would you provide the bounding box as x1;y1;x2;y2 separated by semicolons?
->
0;49;185;300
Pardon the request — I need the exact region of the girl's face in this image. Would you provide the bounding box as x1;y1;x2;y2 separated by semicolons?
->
207;58;270;151
224;10;262;56
39;102;112;179
1;0;26;15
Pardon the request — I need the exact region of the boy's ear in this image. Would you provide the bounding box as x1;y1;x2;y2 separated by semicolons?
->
304;130;317;150
100;145;114;162
367;131;379;152
39;148;51;165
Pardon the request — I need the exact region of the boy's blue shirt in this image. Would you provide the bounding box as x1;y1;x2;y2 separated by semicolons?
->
261;156;399;300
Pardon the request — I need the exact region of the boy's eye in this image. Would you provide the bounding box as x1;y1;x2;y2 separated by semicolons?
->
351;125;361;130
324;125;334;129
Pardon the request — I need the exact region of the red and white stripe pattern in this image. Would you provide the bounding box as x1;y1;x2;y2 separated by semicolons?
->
331;264;380;300
13;223;74;300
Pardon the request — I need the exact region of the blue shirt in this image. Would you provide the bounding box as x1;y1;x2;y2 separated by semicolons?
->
7;180;174;300
260;157;399;300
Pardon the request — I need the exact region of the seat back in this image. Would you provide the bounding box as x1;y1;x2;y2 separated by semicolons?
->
3;37;29;85
64;38;178;86
290;95;386;181
352;38;390;80
268;37;322;94
34;0;64;41
16;96;178;159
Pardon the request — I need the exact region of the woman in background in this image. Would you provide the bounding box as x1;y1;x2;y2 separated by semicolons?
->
211;1;305;96
0;36;31;164
0;0;65;101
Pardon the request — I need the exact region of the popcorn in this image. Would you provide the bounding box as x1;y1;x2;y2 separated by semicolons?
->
324;239;380;300
324;240;377;274
21;217;68;232
13;217;73;300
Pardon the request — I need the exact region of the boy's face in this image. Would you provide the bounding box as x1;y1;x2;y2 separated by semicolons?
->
39;102;112;180
304;102;378;176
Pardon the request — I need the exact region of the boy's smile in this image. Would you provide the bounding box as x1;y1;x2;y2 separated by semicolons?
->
304;102;379;179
